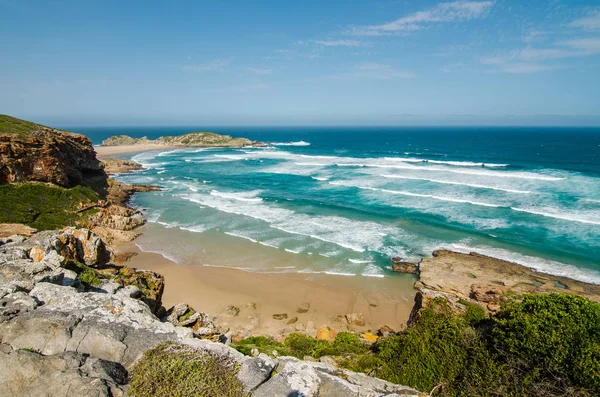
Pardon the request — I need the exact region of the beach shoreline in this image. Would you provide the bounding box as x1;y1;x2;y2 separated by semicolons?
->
114;237;417;340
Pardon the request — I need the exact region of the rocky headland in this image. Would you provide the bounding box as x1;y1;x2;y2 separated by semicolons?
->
101;132;263;148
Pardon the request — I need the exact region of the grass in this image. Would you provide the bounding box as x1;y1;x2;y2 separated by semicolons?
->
0;114;46;139
0;183;100;230
129;342;245;397
232;332;370;360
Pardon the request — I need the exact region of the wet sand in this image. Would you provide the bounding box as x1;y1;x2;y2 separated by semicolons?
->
116;243;417;339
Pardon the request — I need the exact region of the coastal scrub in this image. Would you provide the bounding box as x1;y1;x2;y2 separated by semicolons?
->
129;342;245;397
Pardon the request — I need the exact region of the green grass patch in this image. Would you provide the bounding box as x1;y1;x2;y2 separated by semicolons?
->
129;342;245;397
65;260;104;287
0;114;46;139
0;183;100;230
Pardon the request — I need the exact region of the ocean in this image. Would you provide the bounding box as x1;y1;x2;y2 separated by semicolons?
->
73;126;600;283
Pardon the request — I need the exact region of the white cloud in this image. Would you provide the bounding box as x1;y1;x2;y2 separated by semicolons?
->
312;39;362;47
245;67;273;75
350;1;494;36
481;35;600;73
571;10;600;31
181;59;230;72
336;63;415;79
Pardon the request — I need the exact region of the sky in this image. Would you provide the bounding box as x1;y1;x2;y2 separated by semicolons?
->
1;0;600;126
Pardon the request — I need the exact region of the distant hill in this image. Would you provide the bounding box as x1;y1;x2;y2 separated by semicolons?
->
101;132;262;148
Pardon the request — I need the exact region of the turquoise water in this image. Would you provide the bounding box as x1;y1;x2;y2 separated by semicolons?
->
78;127;600;283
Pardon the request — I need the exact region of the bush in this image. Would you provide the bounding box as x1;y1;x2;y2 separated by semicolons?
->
284;333;319;358
0;183;100;230
333;332;369;355
493;294;600;391
232;336;288;357
129;342;245;397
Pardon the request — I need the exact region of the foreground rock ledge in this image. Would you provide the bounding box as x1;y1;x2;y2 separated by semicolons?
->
0;228;423;397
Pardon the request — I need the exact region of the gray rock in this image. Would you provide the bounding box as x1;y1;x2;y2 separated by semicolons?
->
0;291;37;322
237;353;276;393
253;357;424;397
116;285;142;298
0;345;126;397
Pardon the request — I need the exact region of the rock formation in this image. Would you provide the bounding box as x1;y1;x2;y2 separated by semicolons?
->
0;228;424;396
0;115;104;187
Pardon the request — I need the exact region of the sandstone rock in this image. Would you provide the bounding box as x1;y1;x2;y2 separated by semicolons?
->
316;326;337;341
361;332;378;342
297;302;310;313
391;257;420;274
377;325;395;338
0;346;127;397
64;228;110;267
101;158;144;175
273;313;288;320
345;312;366;327
0;117;104;187
0;223;37;238
29;246;46;262
471;284;504;303
287;316;298;325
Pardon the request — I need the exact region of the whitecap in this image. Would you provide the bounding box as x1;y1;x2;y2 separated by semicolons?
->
272;141;311;146
381;175;531;194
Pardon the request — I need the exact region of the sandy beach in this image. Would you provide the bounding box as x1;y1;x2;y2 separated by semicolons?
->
95;144;180;158
115;241;416;340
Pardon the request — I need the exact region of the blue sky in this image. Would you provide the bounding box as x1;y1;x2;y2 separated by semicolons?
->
1;0;600;126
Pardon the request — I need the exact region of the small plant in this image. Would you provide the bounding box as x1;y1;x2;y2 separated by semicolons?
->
232;336;288;357
129;342;245;397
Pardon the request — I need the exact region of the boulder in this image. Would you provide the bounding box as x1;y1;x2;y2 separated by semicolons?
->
253;357;424;397
0;345;127;397
391;257;419;275
0;224;37;238
273;313;288;320
316;326;337;341
297;302;310;313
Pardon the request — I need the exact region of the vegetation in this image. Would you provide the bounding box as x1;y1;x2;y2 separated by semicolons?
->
232;331;369;360
0;183;100;230
65;260;104;287
129;342;245;397
0;114;46;139
233;294;600;396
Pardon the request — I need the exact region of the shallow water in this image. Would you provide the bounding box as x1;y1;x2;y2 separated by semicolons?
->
77;126;600;283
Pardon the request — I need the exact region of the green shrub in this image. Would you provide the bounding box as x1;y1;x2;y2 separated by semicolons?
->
232;336;288;357
129;342;245;397
284;333;319;358
0;183;100;230
333;332;369;355
493;294;600;391
65;261;104;287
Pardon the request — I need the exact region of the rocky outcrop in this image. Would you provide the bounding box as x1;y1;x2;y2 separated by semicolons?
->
253;357;423;397
101;132;262;148
391;257;419;275
408;249;600;322
0;224;37;238
0;115;104;187
100;158;144;175
0;345;128;397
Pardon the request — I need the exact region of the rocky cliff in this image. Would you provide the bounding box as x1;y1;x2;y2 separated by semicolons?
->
0;228;423;397
101;132;261;148
0;115;104;187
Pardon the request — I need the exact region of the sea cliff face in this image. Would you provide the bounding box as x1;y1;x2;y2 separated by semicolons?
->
0;115;104;187
101;132;262;147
